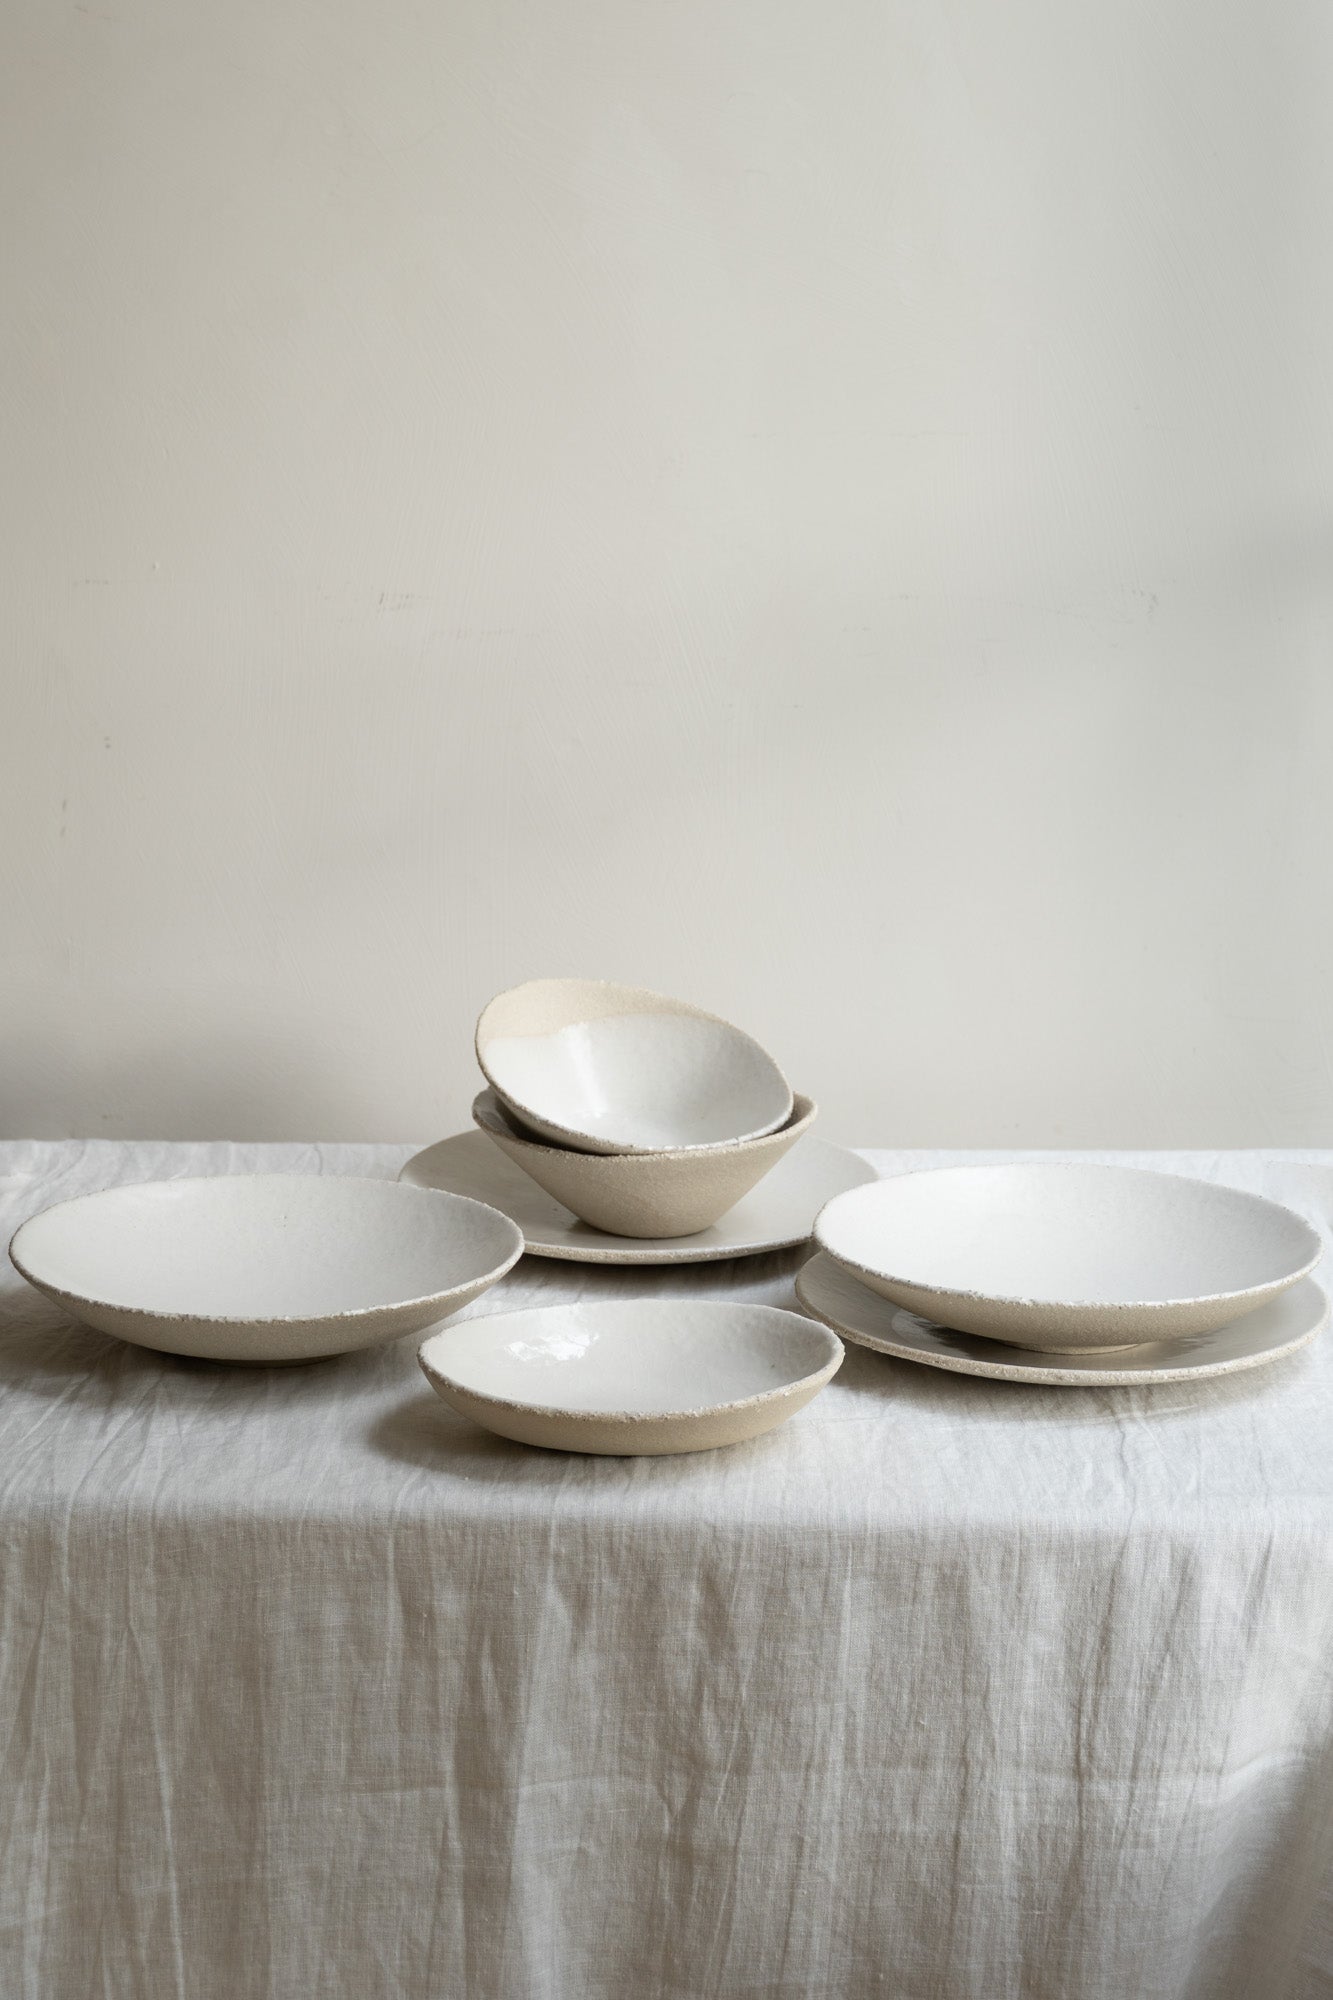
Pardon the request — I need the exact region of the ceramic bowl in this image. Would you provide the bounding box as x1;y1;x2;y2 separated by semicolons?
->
418;1299;843;1454
471;1087;818;1238
796;1251;1329;1388
8;1175;524;1363
813;1163;1322;1353
475;978;793;1154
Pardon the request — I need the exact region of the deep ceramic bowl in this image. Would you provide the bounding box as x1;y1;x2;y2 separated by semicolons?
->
472;1087;817;1237
475;978;793;1154
418;1298;843;1454
813;1163;1322;1353
9;1174;524;1363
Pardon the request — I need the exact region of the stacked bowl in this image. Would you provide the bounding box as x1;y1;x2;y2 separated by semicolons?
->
471;978;816;1238
799;1162;1325;1382
407;977;848;1453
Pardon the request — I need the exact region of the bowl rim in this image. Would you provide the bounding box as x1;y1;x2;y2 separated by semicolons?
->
418;1299;843;1422
474;977;794;1153
472;1085;817;1160
8;1173;525;1327
813;1161;1324;1315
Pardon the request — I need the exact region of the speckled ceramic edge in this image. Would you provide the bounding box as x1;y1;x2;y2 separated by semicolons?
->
795;1252;1329;1387
419;1375;837;1453
477;1086;818;1163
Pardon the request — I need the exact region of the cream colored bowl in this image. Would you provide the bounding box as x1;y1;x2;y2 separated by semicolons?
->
418;1299;843;1454
476;977;794;1154
472;1087;817;1237
813;1163;1322;1353
9;1175;524;1363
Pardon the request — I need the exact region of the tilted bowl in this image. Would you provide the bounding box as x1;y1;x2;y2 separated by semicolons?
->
9;1174;524;1363
475;977;794;1154
472;1088;817;1237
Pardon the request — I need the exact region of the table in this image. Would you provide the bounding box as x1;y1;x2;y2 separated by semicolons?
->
2;1139;1331;2000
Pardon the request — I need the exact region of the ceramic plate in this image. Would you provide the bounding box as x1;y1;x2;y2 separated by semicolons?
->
814;1164;1322;1352
796;1251;1328;1386
476;977;793;1153
8;1175;523;1363
400;1129;875;1264
418;1299;843;1453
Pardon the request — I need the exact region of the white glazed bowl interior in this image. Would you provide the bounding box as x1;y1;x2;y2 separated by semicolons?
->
419;1299;842;1453
476;977;793;1154
813;1163;1323;1352
9;1175;524;1361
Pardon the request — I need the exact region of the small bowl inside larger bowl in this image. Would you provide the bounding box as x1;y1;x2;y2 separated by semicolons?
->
472;1088;817;1238
475;978;794;1154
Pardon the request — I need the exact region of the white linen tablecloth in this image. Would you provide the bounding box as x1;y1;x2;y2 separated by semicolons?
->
2;1139;1331;2000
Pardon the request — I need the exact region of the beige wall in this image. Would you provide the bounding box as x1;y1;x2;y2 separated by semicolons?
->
3;0;1331;1145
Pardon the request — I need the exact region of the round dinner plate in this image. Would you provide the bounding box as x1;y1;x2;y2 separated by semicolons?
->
795;1251;1329;1387
399;1129;875;1264
418;1299;843;1454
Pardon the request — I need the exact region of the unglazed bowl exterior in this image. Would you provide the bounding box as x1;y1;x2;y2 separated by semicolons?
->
472;1088;817;1237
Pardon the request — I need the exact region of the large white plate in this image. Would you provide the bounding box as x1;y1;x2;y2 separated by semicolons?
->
796;1251;1328;1387
399;1129;875;1264
418;1299;843;1453
8;1175;523;1364
814;1164;1321;1352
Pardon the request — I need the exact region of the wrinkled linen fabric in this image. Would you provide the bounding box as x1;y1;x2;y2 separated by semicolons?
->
1;1140;1331;2000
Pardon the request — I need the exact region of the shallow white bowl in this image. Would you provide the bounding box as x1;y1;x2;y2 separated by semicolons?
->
796;1252;1329;1388
418;1299;843;1454
472;1088;817;1237
476;978;793;1154
813;1163;1322;1353
9;1175;524;1363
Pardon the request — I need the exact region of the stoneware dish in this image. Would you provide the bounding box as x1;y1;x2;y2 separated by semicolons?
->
796;1251;1328;1388
813;1163;1322;1353
418;1299;843;1454
8;1175;524;1363
400;1128;876;1264
475;977;793;1154
472;1086;818;1238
